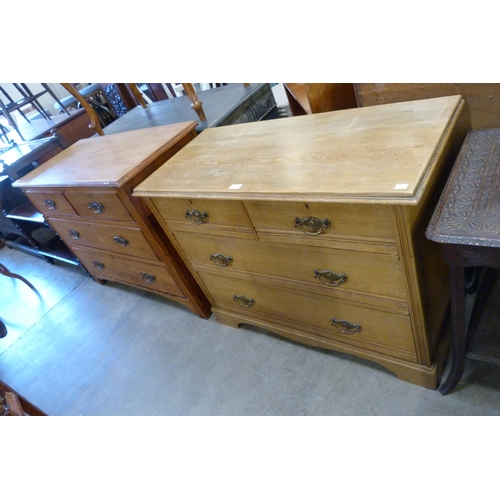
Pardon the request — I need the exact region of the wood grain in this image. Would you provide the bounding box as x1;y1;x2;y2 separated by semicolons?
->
134;96;463;204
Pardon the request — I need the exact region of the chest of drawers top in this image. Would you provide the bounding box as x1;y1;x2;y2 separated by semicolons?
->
13;121;197;190
133;96;463;204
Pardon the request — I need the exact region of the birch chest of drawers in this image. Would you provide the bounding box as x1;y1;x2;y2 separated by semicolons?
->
134;96;469;388
13;122;211;318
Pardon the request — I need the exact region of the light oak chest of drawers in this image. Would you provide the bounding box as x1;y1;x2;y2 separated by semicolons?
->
13;123;211;319
134;96;469;388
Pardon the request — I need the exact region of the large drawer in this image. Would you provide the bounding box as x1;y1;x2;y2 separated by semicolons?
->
174;231;408;307
199;271;416;361
63;189;134;222
151;197;255;238
73;247;184;297
48;218;159;261
243;200;398;253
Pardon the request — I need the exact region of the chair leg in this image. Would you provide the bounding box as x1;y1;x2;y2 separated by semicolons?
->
0;263;36;290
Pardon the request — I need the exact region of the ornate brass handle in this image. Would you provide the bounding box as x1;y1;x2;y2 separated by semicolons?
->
294;216;330;236
68;229;80;240
141;273;156;283
185;209;208;224
113;236;129;247
331;318;362;334
89;201;104;214
314;269;347;287
210;253;233;267
44;199;56;210
93;261;105;271
233;294;254;308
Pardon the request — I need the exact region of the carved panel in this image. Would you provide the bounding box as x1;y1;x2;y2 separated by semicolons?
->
427;129;500;247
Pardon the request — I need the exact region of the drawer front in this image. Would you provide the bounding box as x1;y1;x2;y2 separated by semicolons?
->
243;200;398;247
63;189;134;221
73;247;184;297
174;231;408;305
25;189;77;217
151;197;255;237
48;218;159;261
199;272;416;361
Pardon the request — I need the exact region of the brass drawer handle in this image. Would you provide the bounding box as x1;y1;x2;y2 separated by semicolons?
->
233;294;254;308
141;273;156;283
314;269;347;287
294;216;330;236
89;201;105;214
68;229;80;240
210;253;233;267
93;261;105;271
113;236;129;247
185;209;208;224
331;318;362;334
44;199;56;210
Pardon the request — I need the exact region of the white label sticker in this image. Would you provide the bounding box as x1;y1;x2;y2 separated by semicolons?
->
229;184;243;190
394;183;409;190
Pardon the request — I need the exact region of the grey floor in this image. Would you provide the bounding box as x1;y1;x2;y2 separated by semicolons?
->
1;245;500;416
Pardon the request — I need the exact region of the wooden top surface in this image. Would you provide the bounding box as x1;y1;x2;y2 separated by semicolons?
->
426;128;500;247
133;96;464;204
13;121;197;189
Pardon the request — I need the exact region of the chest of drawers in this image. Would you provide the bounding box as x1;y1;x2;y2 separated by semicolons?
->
13;122;211;318
134;96;469;388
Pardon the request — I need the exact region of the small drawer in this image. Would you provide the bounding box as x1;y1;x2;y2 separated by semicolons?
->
24;189;77;217
151;197;254;238
63;189;134;221
73;247;184;298
199;272;416;361
174;231;408;306
48;218;159;261
243;200;398;248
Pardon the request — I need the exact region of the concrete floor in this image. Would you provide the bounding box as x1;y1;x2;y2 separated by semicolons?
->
1;245;500;416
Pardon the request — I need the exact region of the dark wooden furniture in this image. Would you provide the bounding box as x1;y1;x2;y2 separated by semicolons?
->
284;83;358;116
0;136;78;265
354;84;500;130
0;380;47;416
426;128;500;394
8;108;97;157
64;83;279;137
13;123;211;318
107;83;277;134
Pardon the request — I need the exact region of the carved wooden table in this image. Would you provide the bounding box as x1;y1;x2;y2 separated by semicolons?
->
426;128;500;394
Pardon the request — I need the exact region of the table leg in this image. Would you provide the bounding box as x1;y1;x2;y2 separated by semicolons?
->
440;265;467;395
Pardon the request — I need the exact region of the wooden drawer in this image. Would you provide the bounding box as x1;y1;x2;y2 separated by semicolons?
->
199;272;416;361
63;189;134;221
174;231;408;307
48;218;159;261
151;197;255;238
25;189;77;217
243;200;398;252
73;247;184;297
